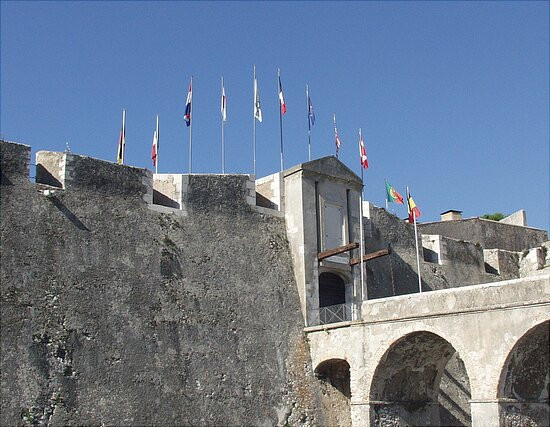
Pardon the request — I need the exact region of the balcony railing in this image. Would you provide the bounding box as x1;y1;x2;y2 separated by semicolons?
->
319;303;352;325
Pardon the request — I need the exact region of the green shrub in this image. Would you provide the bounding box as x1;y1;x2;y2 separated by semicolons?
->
481;213;506;221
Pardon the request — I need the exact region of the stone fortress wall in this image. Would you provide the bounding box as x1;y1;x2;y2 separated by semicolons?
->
1;140;342;426
1;139;548;426
361;203;548;300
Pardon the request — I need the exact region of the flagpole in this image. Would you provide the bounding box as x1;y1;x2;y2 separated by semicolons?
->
359;128;366;302
221;76;225;174
414;210;422;293
385;179;389;211
155;114;159;174
122;109;126;164
306;84;311;161
189;76;193;174
278;68;284;172
333;113;338;159
407;186;423;293
253;65;257;176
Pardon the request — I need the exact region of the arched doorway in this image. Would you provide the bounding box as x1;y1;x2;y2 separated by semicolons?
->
315;359;352;427
318;272;350;324
369;331;472;426
498;320;549;426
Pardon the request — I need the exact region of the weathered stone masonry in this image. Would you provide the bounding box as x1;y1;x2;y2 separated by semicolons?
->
0;140;343;426
1;139;548;427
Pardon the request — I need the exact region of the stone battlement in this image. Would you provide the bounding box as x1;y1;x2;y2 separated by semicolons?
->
419;216;547;251
0;139;31;183
35;150;153;204
0;140;260;212
152;173;257;215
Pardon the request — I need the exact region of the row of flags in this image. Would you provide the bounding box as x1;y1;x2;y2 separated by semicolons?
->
115;69;422;224
118;71;368;173
117;106;422;224
385;181;422;223
178;70;353;164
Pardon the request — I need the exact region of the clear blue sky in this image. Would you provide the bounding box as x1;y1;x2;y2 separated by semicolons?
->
1;1;548;230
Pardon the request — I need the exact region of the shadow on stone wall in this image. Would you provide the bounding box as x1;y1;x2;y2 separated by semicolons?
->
36;164;62;188
1;172;13;186
365;248;433;299
47;196;90;232
153;189;180;209
439;355;472;426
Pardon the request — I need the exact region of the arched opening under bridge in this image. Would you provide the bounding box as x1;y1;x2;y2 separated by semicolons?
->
498;320;549;426
369;331;471;426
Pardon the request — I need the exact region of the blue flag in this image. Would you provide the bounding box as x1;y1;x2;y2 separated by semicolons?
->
184;81;192;127
308;93;315;129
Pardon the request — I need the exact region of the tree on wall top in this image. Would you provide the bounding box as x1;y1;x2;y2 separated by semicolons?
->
481;213;506;221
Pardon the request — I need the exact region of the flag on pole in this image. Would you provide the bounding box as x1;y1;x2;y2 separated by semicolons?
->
221;79;227;122
117;109;126;164
278;75;287;115
407;193;421;222
184;81;192;127
151;115;159;167
359;129;368;169
307;91;315;129
333;114;341;156
386;181;404;204
254;74;262;122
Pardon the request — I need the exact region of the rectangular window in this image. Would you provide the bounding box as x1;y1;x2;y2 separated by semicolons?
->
323;203;344;250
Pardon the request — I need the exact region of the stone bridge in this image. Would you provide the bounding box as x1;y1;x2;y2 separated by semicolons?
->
305;274;549;427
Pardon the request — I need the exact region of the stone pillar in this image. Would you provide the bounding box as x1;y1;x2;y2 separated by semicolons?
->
470;400;500;427
350;401;372;426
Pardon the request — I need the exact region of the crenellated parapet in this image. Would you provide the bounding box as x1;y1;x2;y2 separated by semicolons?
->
151;173;257;215
0;139;31;183
2;140;261;213
35;150;153;204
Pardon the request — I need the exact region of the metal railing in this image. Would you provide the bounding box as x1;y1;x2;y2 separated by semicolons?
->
319;303;352;325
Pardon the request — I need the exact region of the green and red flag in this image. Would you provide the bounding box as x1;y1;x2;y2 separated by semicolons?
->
386;181;404;204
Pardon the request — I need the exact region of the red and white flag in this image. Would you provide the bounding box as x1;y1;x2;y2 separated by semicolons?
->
221;78;227;122
278;74;286;115
333;113;341;156
359;129;368;169
151;115;159;167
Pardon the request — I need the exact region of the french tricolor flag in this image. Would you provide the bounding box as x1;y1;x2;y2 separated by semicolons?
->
184;81;192;127
278;75;286;116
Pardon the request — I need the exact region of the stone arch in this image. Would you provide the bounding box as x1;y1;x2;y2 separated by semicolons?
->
315;358;351;398
369;330;472;426
497;320;549;426
314;358;353;426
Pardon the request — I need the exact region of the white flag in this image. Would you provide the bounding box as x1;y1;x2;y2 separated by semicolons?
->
254;74;262;123
221;78;227;122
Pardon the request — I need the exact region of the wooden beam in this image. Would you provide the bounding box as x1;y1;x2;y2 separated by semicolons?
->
349;248;391;266
317;242;359;260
